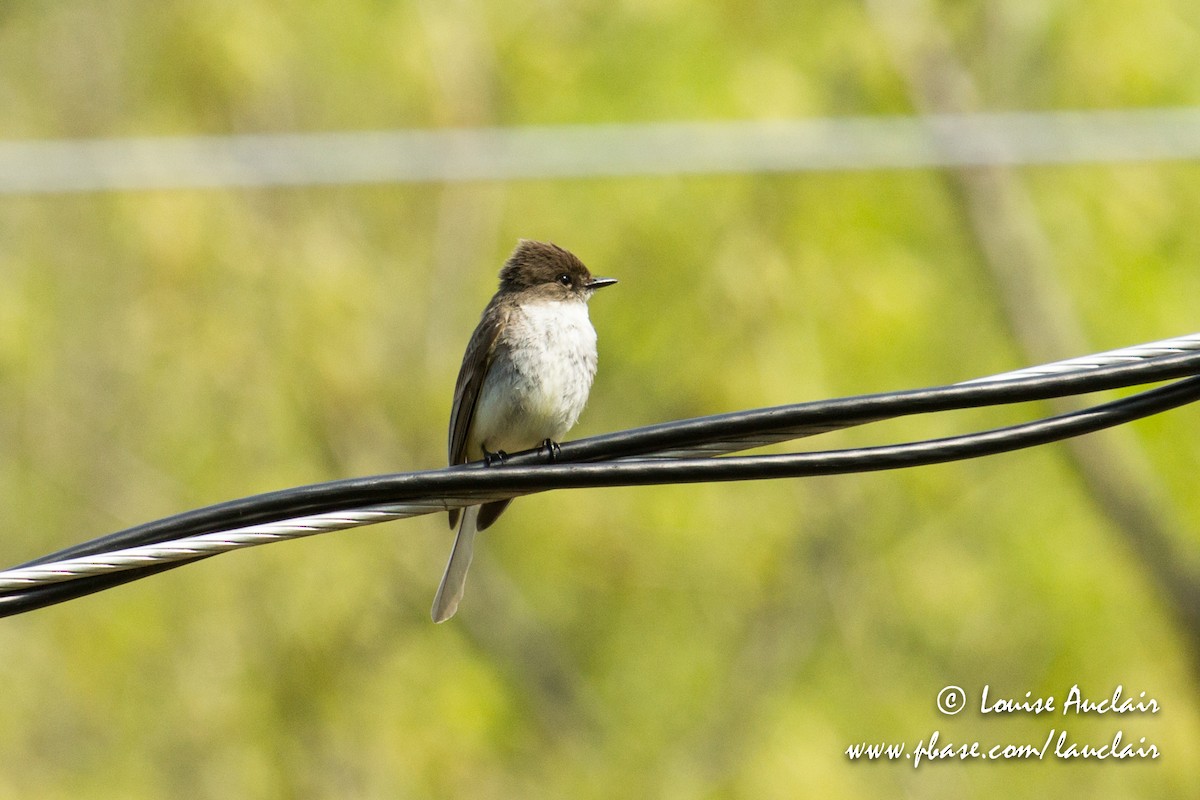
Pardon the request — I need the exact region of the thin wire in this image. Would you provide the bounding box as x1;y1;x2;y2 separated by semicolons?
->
3;108;1200;194
1;332;1199;613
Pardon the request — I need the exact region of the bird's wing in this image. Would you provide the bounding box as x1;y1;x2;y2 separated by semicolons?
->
447;303;508;527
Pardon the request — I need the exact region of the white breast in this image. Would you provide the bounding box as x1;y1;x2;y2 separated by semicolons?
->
471;299;599;455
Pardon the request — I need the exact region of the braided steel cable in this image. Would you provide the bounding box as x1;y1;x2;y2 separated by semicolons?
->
2;333;1199;617
958;332;1200;384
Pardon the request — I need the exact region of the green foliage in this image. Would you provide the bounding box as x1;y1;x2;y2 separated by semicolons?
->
2;1;1199;797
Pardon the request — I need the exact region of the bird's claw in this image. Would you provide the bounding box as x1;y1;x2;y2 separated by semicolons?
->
538;439;562;463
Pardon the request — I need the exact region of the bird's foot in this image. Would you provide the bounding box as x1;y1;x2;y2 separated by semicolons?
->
538;439;562;463
483;449;509;467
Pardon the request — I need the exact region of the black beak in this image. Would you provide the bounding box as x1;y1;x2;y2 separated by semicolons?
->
587;277;618;290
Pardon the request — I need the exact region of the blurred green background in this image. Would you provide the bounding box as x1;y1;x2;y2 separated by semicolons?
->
2;0;1199;797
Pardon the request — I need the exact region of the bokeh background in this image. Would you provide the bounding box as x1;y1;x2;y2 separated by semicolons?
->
2;0;1199;797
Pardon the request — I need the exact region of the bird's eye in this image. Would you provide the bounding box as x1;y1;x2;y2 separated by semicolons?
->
556;273;572;287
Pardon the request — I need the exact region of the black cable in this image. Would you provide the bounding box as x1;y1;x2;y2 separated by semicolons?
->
2;366;1198;618
17;348;1200;568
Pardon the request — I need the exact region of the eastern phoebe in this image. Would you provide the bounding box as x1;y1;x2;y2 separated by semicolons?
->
433;240;617;622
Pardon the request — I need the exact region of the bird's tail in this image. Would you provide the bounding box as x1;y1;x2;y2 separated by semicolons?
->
431;505;480;622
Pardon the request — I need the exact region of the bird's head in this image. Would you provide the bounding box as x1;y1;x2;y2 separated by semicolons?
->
498;240;617;300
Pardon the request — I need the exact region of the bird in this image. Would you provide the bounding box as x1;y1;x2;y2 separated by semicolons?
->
432;240;617;622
